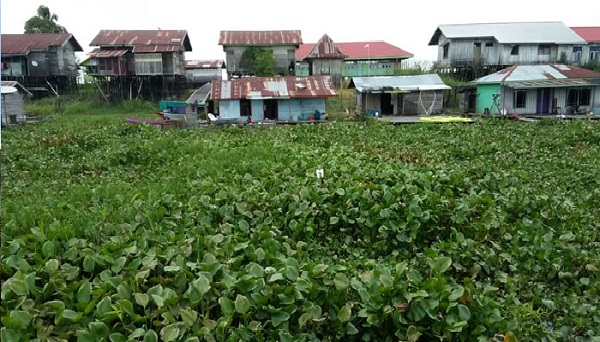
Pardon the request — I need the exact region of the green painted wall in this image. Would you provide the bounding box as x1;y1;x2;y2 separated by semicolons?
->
476;84;502;114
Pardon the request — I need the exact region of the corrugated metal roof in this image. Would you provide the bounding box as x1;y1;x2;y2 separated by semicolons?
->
571;27;600;43
472;64;600;84
185;60;225;69
428;22;586;45
508;79;594;89
211;75;336;100
297;41;412;60
89;48;128;58
219;30;302;46
1;34;83;55
351;74;451;93
89;30;192;51
305;34;347;59
1;81;32;96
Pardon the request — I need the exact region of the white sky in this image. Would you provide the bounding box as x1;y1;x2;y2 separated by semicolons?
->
1;0;599;63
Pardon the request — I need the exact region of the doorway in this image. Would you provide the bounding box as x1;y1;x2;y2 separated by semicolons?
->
536;88;550;114
264;100;278;120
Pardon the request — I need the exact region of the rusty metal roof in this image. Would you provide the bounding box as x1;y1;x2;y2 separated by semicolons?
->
185;60;225;69
571;27;600;43
472;64;600;84
1;34;83;55
507;79;595;89
211;76;337;100
219;30;302;46
89;30;192;51
305;34;347;59
297;41;412;60
88;48;128;58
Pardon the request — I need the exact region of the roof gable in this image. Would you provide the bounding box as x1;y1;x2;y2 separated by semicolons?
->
211;75;336;100
219;30;302;46
89;30;192;51
305;34;347;59
1;34;83;55
472;64;600;84
297;41;412;60
428;22;586;45
571;27;600;43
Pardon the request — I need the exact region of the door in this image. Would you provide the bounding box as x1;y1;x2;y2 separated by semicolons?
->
536;88;550;114
473;43;482;66
264;100;278;120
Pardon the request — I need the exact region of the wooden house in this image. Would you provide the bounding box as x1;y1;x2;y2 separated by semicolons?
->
571;27;600;66
428;22;587;79
349;74;451;116
470;64;600;115
1;81;31;125
210;75;337;122
296;39;413;82
1;34;83;93
219;30;302;78
87;30;192;100
184;60;224;85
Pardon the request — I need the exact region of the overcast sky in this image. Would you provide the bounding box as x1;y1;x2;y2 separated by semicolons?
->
1;0;599;63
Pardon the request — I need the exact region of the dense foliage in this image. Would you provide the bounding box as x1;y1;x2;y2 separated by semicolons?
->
24;5;67;34
2;115;599;341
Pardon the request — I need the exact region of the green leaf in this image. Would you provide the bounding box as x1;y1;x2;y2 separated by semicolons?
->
329;216;339;225
143;330;158;342
541;299;555;310
407;325;422;342
284;265;299;282
219;297;234;316
346;322;359;335
96;297;112;317
192;274;211;295
151;294;164;308
77;329;96;342
457;304;471;321
44;259;60;273
109;333;127;342
238;219;250;232
89;321;110;338
134;293;150;308
433;257;452;273
160;324;180;342
181;308;198;327
235;294;251;314
312;264;328;277
337;304;352;323
62;309;79;321
268;272;284;282
83;255;95;272
163;265;181;272
559;232;575;241
448;286;465;302
334;273;349;290
77;281;92;304
271;310;290;327
42;241;56;258
10;310;32;328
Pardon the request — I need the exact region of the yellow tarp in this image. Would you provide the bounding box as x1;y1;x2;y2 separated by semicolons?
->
419;116;474;123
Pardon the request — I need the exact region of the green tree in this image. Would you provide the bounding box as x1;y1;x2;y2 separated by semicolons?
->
24;5;67;34
239;47;277;76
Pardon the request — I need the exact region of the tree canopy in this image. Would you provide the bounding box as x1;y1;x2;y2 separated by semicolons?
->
24;5;68;34
239;47;277;77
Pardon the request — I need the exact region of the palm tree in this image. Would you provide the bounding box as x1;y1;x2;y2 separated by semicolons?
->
24;5;67;34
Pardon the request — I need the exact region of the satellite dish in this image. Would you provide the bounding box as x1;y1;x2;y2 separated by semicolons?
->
1;86;18;94
31;61;38;67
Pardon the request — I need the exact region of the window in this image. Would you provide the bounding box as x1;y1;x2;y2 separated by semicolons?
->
240;99;251;117
567;88;591;107
98;58;113;71
443;43;449;59
590;46;600;61
510;45;520;56
572;46;582;62
514;90;526;108
538;45;551;55
485;42;494;47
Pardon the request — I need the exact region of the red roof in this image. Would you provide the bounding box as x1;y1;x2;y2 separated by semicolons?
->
90;30;192;51
212;76;337;100
297;41;413;60
185;60;225;69
219;30;302;46
571;27;600;43
1;34;83;55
